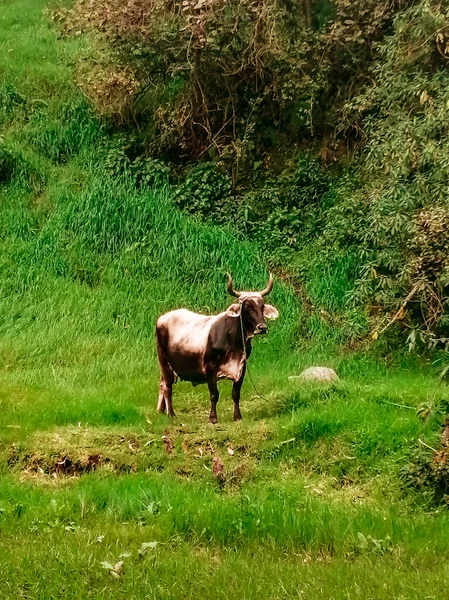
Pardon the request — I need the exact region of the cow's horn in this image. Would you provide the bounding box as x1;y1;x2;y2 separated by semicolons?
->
260;273;274;297
226;274;241;298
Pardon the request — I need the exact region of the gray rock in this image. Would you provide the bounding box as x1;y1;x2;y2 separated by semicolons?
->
290;367;339;383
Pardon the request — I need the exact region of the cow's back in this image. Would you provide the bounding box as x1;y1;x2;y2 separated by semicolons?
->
156;309;217;378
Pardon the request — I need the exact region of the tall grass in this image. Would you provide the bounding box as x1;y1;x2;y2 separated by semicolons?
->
0;472;447;552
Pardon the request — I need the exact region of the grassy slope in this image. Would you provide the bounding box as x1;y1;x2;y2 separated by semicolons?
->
0;1;449;598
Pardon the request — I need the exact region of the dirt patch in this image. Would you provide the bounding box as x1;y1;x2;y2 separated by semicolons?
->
8;427;164;482
24;452;105;478
162;434;174;454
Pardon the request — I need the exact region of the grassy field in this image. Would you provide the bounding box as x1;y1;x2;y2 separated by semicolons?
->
1;1;449;598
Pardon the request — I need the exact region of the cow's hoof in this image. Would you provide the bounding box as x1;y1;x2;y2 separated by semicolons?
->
208;417;218;425
233;415;242;422
167;412;176;418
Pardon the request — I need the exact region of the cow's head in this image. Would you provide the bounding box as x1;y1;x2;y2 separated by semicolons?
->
225;274;279;336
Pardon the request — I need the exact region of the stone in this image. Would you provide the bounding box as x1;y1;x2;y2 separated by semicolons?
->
290;366;339;383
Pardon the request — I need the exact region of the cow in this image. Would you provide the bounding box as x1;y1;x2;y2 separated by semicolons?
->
155;274;279;423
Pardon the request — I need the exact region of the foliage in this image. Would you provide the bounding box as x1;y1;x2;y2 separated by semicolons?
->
402;444;449;506
56;0;422;160
172;155;331;260
322;1;449;337
247;156;332;259
173;163;232;224
55;0;323;164
103;134;171;187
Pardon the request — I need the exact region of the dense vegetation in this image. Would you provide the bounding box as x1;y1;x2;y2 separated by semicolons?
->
1;0;449;598
55;0;449;347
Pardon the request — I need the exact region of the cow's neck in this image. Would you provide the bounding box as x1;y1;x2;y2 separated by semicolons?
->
227;314;252;349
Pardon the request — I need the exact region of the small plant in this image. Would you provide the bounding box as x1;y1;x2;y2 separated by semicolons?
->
132;156;170;188
351;532;395;557
103;136;170;188
416;402;436;424
402;444;449;506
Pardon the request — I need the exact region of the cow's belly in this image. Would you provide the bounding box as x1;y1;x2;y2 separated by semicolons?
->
167;348;244;384
178;373;208;385
166;349;206;381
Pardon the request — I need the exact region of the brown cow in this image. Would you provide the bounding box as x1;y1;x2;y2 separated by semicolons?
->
155;274;279;423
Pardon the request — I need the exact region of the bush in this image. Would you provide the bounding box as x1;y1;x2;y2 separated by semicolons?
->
103;135;170;188
173;163;232;224
57;0;449;339
55;0;325;164
172;155;332;259
246;156;332;259
322;2;449;336
402;444;449;507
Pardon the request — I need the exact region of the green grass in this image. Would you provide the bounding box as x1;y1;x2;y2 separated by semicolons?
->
1;0;449;598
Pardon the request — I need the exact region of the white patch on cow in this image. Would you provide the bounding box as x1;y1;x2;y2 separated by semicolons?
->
158;309;213;364
217;349;245;382
157;293;279;384
158;308;222;377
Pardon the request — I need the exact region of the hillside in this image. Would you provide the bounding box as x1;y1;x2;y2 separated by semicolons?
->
1;1;449;598
54;0;449;345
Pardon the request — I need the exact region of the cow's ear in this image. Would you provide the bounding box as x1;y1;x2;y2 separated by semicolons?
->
226;303;241;318
263;304;279;320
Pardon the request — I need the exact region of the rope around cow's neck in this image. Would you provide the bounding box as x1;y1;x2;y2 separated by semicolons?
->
238;299;268;402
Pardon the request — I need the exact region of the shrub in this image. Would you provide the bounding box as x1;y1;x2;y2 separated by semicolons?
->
402;444;449;507
246;156;332;259
173;163;232;224
320;2;449;336
55;0;325;163
103;135;170;187
172;155;332;259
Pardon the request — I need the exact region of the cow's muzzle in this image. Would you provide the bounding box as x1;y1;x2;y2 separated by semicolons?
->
255;323;267;335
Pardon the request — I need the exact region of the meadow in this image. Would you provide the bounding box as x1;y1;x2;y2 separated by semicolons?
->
1;1;449;598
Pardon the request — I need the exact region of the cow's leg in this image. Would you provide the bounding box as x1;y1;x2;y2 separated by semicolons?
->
232;363;246;421
159;372;175;417
164;374;175;417
158;367;175;417
156;330;175;417
207;380;219;424
157;374;166;414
